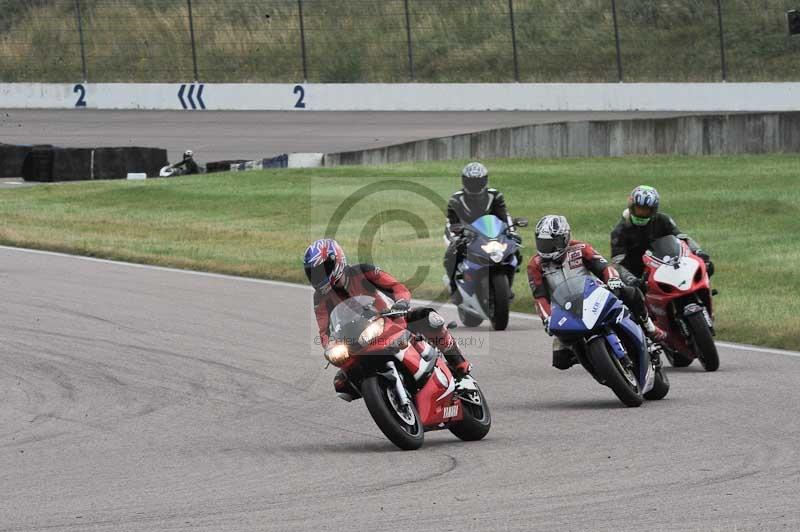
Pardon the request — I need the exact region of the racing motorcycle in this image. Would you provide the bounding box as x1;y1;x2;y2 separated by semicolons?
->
324;295;491;450
548;275;669;407
444;214;527;331
642;235;719;371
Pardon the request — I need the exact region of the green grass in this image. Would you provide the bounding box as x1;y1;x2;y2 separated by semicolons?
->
1;154;799;350
2;0;800;82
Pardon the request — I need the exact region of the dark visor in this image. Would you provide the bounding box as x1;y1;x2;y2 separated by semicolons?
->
536;235;567;254
306;259;335;288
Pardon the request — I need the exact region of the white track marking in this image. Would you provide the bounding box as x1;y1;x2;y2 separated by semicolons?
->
2;245;798;358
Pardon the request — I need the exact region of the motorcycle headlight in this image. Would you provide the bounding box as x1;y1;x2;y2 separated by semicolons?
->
324;344;350;367
358;318;385;346
489;251;504;263
481;241;508;255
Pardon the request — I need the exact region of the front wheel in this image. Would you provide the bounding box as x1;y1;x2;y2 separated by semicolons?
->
489;271;510;331
644;366;670;400
665;350;693;368
361;375;424;450
586;338;643;407
448;382;491;441
686;312;719;372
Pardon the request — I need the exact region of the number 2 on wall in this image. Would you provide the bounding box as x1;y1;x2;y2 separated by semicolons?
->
293;85;306;109
73;84;87;108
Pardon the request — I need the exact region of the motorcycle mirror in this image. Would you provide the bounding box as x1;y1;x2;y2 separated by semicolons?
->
446;321;458;330
515;217;529;228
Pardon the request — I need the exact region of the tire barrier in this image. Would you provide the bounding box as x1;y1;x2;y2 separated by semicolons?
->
13;145;168;182
0;143;33;178
206;160;248;174
230;154;289;172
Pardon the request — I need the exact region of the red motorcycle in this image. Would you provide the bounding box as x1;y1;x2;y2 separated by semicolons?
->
324;295;491;450
641;235;719;371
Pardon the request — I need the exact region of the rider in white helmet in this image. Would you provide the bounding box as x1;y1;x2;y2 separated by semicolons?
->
528;215;667;370
168;149;200;175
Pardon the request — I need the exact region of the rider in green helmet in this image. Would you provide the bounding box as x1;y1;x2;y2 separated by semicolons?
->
610;185;713;289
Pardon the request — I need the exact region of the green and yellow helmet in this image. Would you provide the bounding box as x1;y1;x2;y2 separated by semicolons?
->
628;185;660;226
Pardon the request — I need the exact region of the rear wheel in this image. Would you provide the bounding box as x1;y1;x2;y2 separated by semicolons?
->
665;350;693;368
489;271;510;331
361;375;424;450
458;307;483;328
448;382;491;441
644;366;670;400
687;313;719;372
586;338;643;407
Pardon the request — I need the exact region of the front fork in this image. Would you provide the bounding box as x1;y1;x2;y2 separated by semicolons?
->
379;360;411;407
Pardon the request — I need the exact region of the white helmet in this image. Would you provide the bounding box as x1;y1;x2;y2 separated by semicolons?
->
535;215;571;260
183;150;194;159
461;162;488;194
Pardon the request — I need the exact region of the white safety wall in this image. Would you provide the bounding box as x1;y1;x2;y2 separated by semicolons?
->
1;82;800;112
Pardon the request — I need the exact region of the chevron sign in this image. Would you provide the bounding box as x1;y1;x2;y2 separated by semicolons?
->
178;84;206;110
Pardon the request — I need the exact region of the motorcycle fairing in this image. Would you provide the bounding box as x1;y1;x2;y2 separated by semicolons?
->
653;257;699;290
415;358;463;428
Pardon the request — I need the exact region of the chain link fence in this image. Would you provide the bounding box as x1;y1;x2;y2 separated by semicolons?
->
1;0;800;83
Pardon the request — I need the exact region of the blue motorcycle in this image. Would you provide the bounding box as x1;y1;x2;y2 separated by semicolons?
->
445;214;526;331
548;275;669;407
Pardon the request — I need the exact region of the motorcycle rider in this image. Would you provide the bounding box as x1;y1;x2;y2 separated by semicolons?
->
444;162;521;303
168;149;200;175
304;238;472;401
611;185;714;289
528;215;667;370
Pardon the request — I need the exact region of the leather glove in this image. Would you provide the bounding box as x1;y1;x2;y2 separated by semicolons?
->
606;277;624;290
391;299;410;312
696;249;711;261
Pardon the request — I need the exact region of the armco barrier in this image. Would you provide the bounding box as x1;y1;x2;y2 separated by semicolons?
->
3;83;800;112
323;113;800;166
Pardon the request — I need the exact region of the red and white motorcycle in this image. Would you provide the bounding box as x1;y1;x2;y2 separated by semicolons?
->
324;295;491;450
642;235;719;371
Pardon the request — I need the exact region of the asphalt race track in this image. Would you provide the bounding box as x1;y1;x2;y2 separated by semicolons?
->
0;110;696;163
1;246;798;531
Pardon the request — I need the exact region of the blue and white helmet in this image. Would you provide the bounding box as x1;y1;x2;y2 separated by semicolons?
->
535;215;571;261
461;162;488;194
628;185;660;226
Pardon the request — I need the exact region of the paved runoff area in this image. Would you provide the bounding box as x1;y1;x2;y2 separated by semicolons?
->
0;109;697;163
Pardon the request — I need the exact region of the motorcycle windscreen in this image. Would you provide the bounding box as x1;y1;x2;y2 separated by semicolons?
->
329;295;375;344
648;235;683;263
469;214;507;239
551;276;616;331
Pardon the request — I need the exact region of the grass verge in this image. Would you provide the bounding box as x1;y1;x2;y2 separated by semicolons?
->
0;154;798;350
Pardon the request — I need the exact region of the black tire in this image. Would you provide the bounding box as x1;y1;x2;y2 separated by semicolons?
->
448;382;492;442
665;350;693;368
489;271;510;331
687;312;720;372
458;306;483;328
586;338;643;407
644;367;670;400
361;375;424;450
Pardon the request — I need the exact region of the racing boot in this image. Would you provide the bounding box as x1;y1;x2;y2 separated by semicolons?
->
643;317;667;343
443;343;472;378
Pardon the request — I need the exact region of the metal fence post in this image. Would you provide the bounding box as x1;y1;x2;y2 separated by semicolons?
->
611;0;623;82
716;0;728;81
403;0;415;81
186;0;199;81
298;0;309;81
508;0;520;81
74;0;88;81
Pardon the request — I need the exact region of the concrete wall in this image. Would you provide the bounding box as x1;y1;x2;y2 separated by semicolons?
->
3;82;800;111
323;113;800;166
